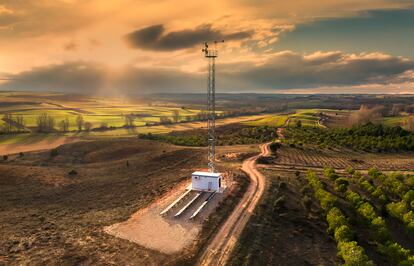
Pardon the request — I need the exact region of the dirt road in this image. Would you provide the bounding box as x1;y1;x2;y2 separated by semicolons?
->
197;142;270;266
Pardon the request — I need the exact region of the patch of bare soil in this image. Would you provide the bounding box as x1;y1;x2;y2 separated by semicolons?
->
229;169;340;265
0;139;208;265
0;136;80;155
105;182;199;254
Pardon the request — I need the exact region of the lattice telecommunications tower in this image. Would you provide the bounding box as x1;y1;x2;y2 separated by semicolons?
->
202;40;223;173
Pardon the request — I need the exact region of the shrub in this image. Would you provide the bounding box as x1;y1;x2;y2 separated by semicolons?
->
402;211;414;232
383;173;407;197
378;242;411;265
334;225;353;243
352;171;362;180
327;207;347;234
357;202;377;222
306;170;323;190
368;167;381;178
315;188;337;210
403;190;414;204
324;167;339;180
372;186;388;203
387;201;408;220
360;180;375;194
335;178;349;193
345;190;364;208
370;217;390;242
346;166;355;175
337;241;374;266
269;142;281;153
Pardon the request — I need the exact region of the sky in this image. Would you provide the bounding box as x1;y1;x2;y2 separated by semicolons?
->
0;0;414;94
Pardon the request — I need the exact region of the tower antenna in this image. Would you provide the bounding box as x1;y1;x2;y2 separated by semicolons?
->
202;40;224;172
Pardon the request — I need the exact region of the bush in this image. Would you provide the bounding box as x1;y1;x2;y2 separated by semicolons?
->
360;180;375;194
334;225;354;243
327;207;347;234
324;167;339;180
402;211;414;232
335;178;349;193
372;186;388;203
370;217;390;242
368;167;381;178
337;241;374;266
387;201;408;220
345;190;364;209
346;166;355;175
357;202;377;222
403;190;414;204
306;170;323;190
378;242;411;265
315;188;337;210
352;171;362;180
269;142;281;153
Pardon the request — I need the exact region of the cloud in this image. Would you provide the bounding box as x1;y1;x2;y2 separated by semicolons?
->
221;51;414;89
1;51;413;94
0;62;107;93
124;24;252;51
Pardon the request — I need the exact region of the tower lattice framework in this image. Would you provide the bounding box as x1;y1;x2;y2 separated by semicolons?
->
202;41;222;172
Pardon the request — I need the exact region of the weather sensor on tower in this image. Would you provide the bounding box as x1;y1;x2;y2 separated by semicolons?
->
191;40;225;192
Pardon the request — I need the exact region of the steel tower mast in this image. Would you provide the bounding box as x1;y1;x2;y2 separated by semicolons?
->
202;41;223;173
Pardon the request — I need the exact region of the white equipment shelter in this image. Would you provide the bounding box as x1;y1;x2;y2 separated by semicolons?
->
191;171;222;192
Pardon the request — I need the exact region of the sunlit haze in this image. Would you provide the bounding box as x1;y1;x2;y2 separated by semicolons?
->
1;0;414;94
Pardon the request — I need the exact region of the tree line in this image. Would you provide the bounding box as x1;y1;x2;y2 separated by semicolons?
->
284;123;414;152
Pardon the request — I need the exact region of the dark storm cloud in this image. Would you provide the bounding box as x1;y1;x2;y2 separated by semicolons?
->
0;62;107;93
0;61;202;94
124;24;252;51
223;51;414;89
1;51;414;94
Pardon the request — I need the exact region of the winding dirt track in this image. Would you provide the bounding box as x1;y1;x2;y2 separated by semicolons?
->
197;142;270;266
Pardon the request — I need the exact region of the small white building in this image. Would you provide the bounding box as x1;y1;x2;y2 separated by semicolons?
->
191;171;223;192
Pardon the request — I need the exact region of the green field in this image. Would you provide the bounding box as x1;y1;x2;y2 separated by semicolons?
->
242;115;289;127
243;109;333;128
1;106;205;131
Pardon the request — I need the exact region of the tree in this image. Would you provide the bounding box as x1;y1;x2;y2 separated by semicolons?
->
15;115;25;131
76;115;84;131
36;113;55;132
59;118;69;132
84;122;92;131
172;110;180;123
2;113;13;133
124;114;135;127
